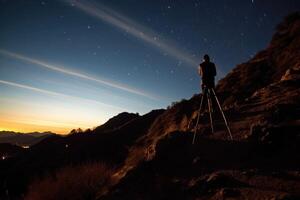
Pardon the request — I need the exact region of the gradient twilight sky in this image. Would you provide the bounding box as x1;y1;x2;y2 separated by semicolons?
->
0;0;299;134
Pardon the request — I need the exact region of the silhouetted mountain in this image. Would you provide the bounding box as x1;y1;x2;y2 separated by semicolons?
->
94;112;140;133
27;131;55;137
0;131;56;146
0;143;24;158
0;109;164;198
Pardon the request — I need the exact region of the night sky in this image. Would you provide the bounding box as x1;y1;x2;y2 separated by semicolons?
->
0;0;299;134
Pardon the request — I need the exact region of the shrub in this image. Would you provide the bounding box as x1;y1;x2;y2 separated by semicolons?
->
25;162;113;200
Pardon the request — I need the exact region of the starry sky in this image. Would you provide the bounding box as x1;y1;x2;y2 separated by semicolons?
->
0;0;299;134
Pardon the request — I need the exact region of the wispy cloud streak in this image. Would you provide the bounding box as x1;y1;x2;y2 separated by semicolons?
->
0;49;159;100
64;0;198;67
0;79;125;110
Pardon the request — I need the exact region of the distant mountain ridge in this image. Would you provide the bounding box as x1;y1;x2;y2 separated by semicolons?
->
0;131;56;146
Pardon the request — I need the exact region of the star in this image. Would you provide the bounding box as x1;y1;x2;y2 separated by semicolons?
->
177;61;182;66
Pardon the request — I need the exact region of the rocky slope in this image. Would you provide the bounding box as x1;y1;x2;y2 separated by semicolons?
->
99;12;300;200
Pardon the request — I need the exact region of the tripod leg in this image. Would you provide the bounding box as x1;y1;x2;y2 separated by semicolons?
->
211;89;233;140
207;89;214;134
192;88;206;144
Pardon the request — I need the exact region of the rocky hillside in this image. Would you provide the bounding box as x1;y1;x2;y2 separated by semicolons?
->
217;12;300;107
99;12;300;200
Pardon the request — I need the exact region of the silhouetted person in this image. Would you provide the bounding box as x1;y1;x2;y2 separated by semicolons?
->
193;54;233;142
198;54;216;89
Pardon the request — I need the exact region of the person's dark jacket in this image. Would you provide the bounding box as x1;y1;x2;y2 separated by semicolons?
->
199;61;217;88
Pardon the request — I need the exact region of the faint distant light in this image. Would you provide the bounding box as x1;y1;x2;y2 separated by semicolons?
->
22;145;30;149
65;144;69;148
1;155;6;160
87;25;91;29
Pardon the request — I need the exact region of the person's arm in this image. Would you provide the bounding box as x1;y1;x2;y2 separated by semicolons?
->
198;65;202;76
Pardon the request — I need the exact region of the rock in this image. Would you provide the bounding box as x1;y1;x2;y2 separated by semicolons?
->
271;193;300;200
205;172;246;188
218;188;240;198
248;121;299;146
280;66;300;81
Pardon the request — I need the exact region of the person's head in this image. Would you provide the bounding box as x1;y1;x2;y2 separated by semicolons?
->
203;54;210;62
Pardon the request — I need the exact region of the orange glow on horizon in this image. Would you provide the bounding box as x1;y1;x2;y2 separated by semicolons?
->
0;119;99;135
0;94;113;135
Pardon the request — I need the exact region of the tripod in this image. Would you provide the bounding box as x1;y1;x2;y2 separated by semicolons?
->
192;87;233;144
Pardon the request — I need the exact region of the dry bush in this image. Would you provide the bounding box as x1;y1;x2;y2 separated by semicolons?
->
25;162;113;200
